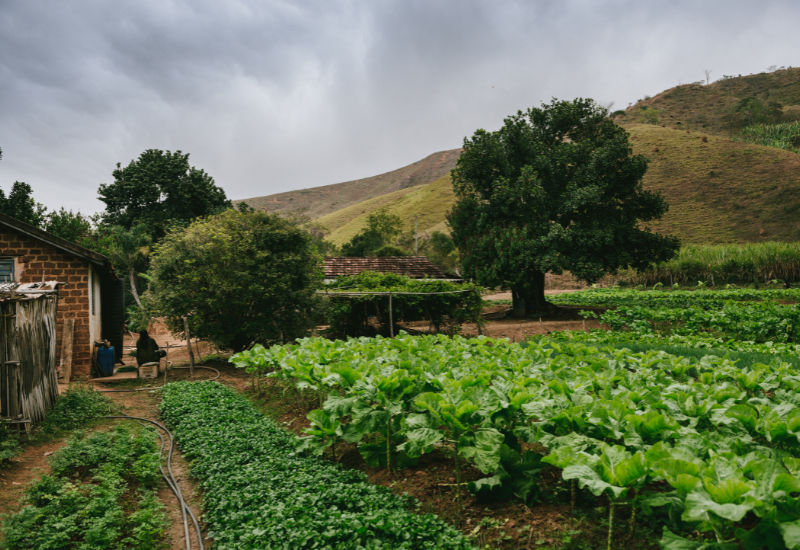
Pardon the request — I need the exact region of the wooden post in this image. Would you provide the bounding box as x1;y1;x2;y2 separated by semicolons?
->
388;292;394;338
183;316;194;378
58;318;75;382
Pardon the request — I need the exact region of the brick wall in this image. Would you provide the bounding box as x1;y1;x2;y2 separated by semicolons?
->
0;228;92;377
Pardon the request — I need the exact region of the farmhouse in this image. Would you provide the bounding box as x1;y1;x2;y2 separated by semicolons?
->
0;213;124;380
323;256;456;282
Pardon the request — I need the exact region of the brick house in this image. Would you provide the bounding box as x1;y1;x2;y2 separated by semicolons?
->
0;213;124;379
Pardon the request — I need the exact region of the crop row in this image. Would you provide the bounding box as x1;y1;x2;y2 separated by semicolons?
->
549;287;800;309
579;301;800;343
233;333;800;549
158;381;474;550
1;424;168;550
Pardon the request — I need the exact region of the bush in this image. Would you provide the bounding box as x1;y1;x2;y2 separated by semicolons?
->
35;385;115;438
149;209;323;351
323;271;484;337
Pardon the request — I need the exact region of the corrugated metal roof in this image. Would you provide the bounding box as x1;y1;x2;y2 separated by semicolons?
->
324;257;448;279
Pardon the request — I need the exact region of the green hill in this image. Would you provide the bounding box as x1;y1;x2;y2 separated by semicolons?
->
317;174;454;245
621;67;800;134
235;149;460;219
319;123;800;246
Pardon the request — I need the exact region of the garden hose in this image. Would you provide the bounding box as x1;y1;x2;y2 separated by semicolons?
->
105;414;205;550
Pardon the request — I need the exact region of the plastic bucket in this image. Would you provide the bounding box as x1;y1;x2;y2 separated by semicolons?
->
97;347;115;377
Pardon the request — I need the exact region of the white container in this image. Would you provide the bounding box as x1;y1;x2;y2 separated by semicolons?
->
139;362;159;379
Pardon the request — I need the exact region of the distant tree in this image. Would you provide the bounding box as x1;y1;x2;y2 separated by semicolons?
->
736;96;783;125
425;231;459;275
449;98;680;313
704;69;713;85
148;210;322;351
374;245;407;257
341;208;403;257
43;209;92;243
0;182;47;226
98;149;231;240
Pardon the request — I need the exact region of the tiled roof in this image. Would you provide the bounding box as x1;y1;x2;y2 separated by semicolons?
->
324;257;447;279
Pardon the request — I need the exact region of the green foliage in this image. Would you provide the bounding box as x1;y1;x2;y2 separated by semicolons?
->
33;385;115;439
233;331;800;549
159;381;475;550
0;421;21;466
0;424;168;550
322;271;483;337
148;209;323;351
634;242;800;285
735;96;784;125
639;106;659;124
374;244;407;257
449;98;679;313
0;181;47;226
737;122;800;153
42;208;93;242
424;231;459;275
98;149;231;241
341;207;403;257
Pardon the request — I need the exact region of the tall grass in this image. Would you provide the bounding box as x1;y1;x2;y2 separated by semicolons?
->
736;122;800;153
636;242;800;285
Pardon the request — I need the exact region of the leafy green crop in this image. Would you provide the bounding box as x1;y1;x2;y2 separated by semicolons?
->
159;381;475;550
233;332;800;549
0;424;167;550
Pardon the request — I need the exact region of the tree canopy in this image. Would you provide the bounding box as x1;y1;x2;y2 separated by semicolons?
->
148;209;323;351
0;182;47;226
449;98;680;312
98;149;231;240
341;208;403;257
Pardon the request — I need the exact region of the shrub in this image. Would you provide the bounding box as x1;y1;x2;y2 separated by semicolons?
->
149;209;323;351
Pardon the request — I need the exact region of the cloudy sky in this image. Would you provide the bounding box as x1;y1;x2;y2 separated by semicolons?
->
1;0;797;214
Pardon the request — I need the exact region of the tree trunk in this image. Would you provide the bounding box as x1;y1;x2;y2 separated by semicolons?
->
522;271;550;315
129;268;142;308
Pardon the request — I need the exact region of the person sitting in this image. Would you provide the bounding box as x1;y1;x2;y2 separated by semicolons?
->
136;330;161;366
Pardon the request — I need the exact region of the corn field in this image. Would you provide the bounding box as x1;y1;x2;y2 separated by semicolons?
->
736;122;800;152
625;242;800;286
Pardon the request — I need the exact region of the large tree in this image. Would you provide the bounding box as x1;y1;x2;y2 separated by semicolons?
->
98;149;231;240
148;209;323;351
449;98;680;313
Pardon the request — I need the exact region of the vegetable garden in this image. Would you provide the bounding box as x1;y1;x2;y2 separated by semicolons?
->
227;283;800;550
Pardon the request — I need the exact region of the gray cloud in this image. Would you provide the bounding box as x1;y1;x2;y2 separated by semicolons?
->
0;0;798;213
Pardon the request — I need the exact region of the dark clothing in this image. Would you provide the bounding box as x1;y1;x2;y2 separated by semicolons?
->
136;337;160;366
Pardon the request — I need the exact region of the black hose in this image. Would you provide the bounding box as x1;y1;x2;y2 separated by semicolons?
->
105;415;205;550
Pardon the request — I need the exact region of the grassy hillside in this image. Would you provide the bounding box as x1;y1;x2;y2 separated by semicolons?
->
234;149;460;219
631;123;800;242
320;123;800;246
621;67;800;134
318;174;454;245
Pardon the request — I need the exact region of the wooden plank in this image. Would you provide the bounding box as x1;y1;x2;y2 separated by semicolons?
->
58;318;74;381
